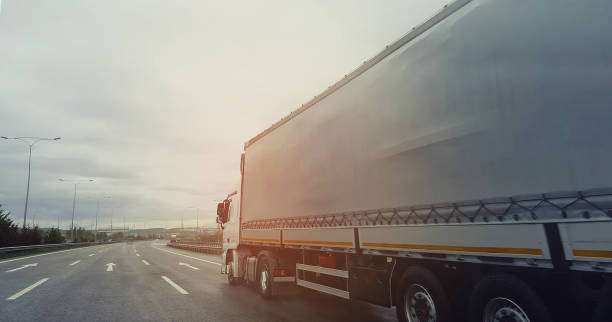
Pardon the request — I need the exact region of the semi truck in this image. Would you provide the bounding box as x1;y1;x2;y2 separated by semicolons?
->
216;0;612;321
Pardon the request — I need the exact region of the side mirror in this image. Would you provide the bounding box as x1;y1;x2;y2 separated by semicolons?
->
217;201;230;224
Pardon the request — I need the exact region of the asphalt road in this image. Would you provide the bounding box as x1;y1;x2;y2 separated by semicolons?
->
0;241;396;322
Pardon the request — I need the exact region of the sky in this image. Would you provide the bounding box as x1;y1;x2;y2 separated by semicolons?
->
0;0;447;230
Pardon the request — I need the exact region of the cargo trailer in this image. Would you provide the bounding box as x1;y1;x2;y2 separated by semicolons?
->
217;0;612;321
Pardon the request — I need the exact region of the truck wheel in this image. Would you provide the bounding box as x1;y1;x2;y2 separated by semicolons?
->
395;266;451;322
258;257;273;298
227;261;241;286
468;273;552;322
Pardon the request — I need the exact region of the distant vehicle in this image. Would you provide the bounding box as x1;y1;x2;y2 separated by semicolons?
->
217;0;612;321
170;234;178;243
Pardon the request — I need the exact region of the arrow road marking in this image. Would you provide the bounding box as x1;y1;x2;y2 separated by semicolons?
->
179;262;199;270
142;260;150;265
6;263;38;273
88;253;95;257
162;276;188;294
136;253;140;257
69;260;81;266
105;263;116;272
6;278;49;301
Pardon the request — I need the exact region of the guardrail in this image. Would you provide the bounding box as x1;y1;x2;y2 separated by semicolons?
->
167;241;222;255
0;242;109;254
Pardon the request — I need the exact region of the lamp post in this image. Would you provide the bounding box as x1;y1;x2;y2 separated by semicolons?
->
1;136;61;228
101;196;112;240
85;195;101;242
186;206;200;234
95;200;99;242
59;178;94;242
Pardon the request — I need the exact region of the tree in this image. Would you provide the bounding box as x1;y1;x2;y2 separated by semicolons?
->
73;227;94;243
45;228;65;244
96;232;108;241
20;226;42;246
0;205;19;247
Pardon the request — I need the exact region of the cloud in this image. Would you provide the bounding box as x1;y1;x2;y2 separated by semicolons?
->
0;0;446;229
155;185;201;196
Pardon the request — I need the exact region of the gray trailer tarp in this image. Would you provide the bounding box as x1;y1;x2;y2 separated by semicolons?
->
241;0;612;223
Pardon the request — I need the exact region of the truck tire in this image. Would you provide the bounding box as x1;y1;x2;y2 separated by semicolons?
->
468;273;553;322
395;266;451;322
227;261;241;286
258;257;273;298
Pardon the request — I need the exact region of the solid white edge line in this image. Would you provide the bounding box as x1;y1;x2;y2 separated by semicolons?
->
142;260;150;265
152;246;221;266
161;276;188;294
69;260;81;266
7;278;49;300
0;246;104;265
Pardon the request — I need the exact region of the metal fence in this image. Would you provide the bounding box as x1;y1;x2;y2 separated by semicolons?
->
167;241;222;254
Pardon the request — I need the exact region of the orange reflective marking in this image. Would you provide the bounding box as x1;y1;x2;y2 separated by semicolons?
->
242;237;280;243
361;242;542;256
573;249;612;259
284;240;353;247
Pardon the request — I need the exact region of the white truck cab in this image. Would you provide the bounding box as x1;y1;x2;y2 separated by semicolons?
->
218;190;241;275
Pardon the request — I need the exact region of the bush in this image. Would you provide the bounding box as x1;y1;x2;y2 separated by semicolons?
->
71;227;95;243
96;232;107;241
0;205;43;246
45;228;65;244
20;226;43;246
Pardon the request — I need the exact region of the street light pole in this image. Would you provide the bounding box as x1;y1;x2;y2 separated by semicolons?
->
102;195;112;240
24;144;32;228
59;178;93;242
186;206;200;234
95;200;99;242
71;183;77;241
1;136;61;228
111;208;114;238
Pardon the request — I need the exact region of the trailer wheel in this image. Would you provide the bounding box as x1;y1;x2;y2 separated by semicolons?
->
227;261;241;286
468;273;552;322
258;257;273;298
395;266;451;322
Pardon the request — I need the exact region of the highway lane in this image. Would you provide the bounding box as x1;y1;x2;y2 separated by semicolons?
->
0;244;111;299
0;241;396;322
